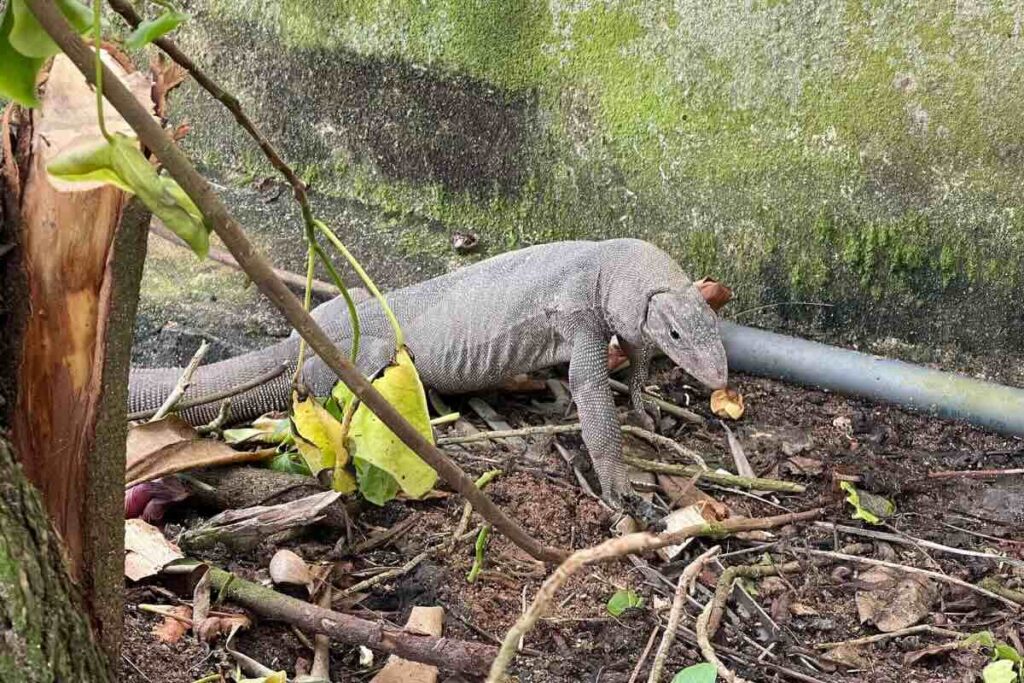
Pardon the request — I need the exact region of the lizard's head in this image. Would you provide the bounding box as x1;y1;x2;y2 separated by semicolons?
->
643;287;728;390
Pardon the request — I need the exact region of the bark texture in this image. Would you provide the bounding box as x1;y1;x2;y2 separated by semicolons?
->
5;53;154;661
0;438;112;682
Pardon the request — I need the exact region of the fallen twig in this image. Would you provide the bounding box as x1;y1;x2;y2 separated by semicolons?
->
696;597;748;683
625;456;804;493
815;521;1024;568
608;378;704;425
37;1;564;562
151;340;209;421
196;399;231;436
182;563;498;675
648;545;721;683
706;559;803;638
438;423;707;469
927;467;1024;480
151;221;341;299
978;577;1024;605
334;527;481;604
794;548;1021;609
815;624;966;650
628;626;661;683
485;508;823;682
127;364;287;421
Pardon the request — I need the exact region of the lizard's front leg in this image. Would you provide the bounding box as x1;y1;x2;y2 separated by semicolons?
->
569;327;656;522
619;339;660;431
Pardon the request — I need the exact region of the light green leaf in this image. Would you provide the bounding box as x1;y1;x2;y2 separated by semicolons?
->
671;663;718;683
46;139;133;191
0;2;44;107
125;9;187;50
291;392;345;476
353;457;399;507
9;0;90;58
47;134;209;257
264;450;311;477
964;631;997;649
223;415;292;445
606;589;643;616
995;643;1023;663
347;347;437;501
107;135;208;257
983;659;1017;683
840;481;894;525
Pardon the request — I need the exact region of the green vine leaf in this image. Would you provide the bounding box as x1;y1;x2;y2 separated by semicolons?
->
671;663;718;683
9;0;91;59
47;133;210;257
0;2;44;107
606;589;643;616
125;9;187;50
982;659;1017;683
346;347;437;503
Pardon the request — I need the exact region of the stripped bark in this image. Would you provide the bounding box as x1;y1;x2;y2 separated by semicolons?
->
4;51;155;660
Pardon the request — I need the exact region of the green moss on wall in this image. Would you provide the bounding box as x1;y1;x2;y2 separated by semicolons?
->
176;0;1024;351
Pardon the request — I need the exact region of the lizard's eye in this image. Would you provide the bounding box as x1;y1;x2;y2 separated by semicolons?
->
670;329;680;340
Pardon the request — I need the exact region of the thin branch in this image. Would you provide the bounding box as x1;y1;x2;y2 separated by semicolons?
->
648;545;721;683
485;508;823;682
127;363;287;421
333;527;480;604
438;423;708;469
150;340;208;421
628;626;661;683
625;456;805;493
608;378;704;425
696;597;748;683
927;467;1024;480
150;221;340;299
29;0;565;563
815;624;966;650
815;521;1024;569
794;548;1021;609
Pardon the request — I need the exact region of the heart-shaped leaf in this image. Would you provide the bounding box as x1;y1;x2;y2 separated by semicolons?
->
982;659;1017;683
9;0;91;58
347;347;437;502
0;2;44;106
671;663;717;683
606;589;643;616
47;133;209;257
125;9;187;50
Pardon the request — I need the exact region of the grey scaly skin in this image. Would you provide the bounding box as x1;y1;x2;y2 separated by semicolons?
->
129;239;728;510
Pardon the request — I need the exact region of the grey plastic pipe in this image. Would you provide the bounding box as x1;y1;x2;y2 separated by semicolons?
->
719;321;1024;438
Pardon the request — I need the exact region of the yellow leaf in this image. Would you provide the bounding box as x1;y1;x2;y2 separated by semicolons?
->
291;392;348;476
710;388;745;420
349;347;437;499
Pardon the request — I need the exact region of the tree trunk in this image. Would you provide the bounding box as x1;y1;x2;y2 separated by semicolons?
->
1;52;154;671
0;438;112;682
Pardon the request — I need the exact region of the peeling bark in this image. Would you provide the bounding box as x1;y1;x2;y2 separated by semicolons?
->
3;52;155;664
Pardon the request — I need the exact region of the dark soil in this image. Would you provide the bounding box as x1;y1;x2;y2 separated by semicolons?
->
122;362;1024;683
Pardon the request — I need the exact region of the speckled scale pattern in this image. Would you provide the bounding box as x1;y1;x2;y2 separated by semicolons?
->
129;239;721;504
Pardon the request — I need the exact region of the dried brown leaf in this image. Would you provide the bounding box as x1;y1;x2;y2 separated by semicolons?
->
126;416;272;486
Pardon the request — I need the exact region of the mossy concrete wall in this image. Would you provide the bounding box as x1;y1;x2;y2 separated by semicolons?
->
146;0;1024;362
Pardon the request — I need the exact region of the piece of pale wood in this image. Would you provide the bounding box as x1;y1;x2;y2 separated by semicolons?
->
370;606;445;683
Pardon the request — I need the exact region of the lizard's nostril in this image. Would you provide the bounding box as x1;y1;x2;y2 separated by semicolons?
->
670;329;680;340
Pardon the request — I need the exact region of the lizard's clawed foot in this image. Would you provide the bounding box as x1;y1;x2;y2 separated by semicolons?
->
621;492;666;531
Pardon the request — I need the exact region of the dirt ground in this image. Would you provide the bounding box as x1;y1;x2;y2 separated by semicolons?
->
122;362;1024;683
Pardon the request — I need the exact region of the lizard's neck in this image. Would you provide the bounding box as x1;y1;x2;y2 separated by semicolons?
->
597;240;690;346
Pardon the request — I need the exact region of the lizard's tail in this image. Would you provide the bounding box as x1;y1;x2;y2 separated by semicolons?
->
128;337;300;425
